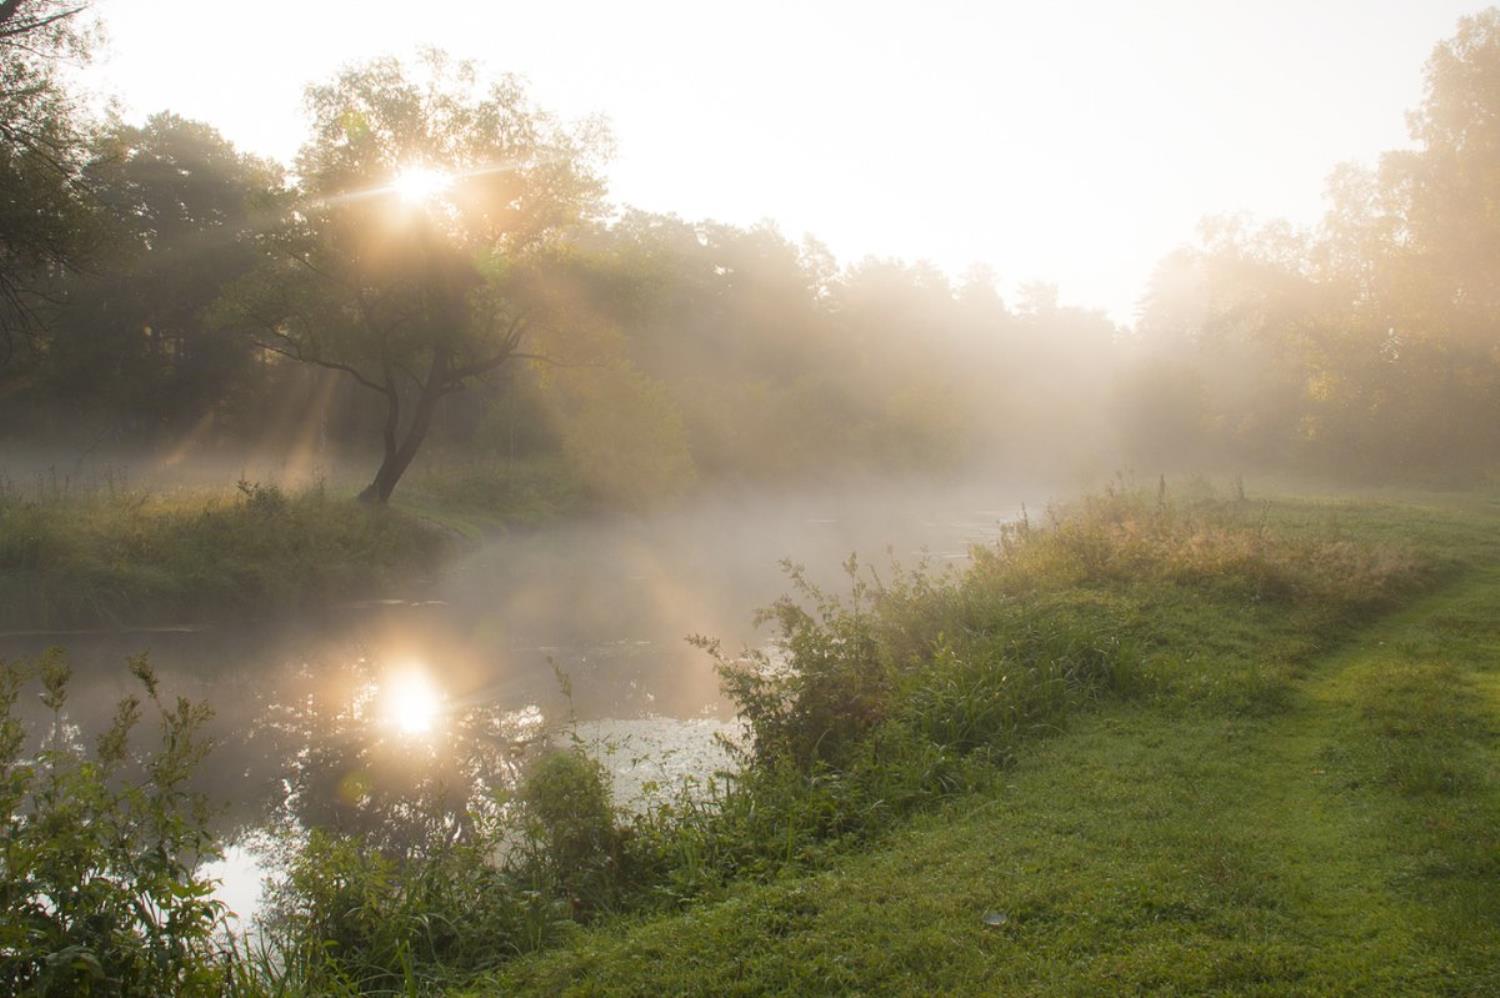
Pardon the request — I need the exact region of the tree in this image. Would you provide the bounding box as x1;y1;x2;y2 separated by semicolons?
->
0;0;95;372
34;115;278;434
1134;219;1339;466
1314;10;1500;469
219;53;609;502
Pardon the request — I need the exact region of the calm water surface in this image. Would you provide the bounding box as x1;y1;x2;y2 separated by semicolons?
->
1;478;1036;924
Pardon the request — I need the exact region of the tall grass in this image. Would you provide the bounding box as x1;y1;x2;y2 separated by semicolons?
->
609;487;1428;908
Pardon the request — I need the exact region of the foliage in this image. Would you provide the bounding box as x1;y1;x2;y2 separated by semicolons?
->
547;366;697;508
0;0;97;369
0;650;231;996
596;486;1424;917
970;485;1422;605
516;749;625;913
10;15;1500;492
26;115;281;435
0;489;1456;995
249;748;626;992
1128;10;1500;477
253;821;565;996
214;52;612;502
716;487;1418;769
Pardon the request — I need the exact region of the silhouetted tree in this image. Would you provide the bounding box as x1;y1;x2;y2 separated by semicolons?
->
35;115;277;433
0;0;95;372
218;53;609;502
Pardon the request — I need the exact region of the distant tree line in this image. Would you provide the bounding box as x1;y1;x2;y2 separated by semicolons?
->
4;1;1500;500
1128;10;1500;478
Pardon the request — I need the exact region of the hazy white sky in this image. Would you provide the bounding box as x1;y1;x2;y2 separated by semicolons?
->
81;0;1488;324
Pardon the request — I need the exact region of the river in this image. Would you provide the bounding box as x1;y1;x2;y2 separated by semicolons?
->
0;475;1040;926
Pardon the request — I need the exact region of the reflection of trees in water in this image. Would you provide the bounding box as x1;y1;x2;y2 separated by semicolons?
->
241;656;547;855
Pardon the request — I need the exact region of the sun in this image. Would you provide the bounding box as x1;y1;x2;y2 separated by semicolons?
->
383;668;444;736
390;166;453;205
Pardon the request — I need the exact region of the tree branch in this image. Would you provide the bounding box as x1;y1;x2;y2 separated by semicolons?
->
444;312;530;382
0;3;87;39
249;325;386;394
510;351;606;369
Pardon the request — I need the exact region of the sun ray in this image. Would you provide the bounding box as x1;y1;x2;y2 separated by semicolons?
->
306;155;555;209
390;166;452;204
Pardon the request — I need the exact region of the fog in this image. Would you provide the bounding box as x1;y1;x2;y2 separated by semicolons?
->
1;466;1043;712
0;459;1047;801
7;2;1500;976
0;464;1048;922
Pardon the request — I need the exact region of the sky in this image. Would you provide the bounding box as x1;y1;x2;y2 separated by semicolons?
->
80;0;1490;325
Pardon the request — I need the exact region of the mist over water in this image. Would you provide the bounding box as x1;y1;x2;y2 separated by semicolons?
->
0;469;1045;919
8;0;1500;987
1;469;1041;718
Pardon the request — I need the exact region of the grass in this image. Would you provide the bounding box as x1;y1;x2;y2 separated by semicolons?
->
479;490;1500;995
394;456;591;540
7;478;1498;993
0;456;593;629
0;480;448;629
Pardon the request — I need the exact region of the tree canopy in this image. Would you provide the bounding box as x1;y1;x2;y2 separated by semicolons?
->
219;54;612;501
7;13;1500;496
0;0;95;370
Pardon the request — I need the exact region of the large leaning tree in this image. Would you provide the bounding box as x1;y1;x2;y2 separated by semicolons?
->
218;54;610;502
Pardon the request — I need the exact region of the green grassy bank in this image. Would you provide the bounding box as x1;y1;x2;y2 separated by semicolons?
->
0;457;596;630
483;492;1500;995
0;481;447;630
5;486;1497;995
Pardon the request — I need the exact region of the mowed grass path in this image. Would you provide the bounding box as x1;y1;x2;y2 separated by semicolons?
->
492;502;1500;995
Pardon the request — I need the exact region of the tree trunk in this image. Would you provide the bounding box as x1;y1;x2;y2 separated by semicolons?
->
357;349;449;503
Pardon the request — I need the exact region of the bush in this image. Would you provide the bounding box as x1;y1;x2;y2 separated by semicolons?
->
0;651;230;996
254;822;566;996
515;749;626;917
654;485;1424;904
1;486;1434;994
246;719;632;992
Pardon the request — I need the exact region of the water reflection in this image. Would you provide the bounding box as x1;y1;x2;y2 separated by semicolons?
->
0;477;1037;922
380;666;444;736
248;655;538;854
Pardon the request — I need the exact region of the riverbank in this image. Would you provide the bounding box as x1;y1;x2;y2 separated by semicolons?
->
0;481;448;631
0;454;605;629
5;483;1497;994
483;490;1500;995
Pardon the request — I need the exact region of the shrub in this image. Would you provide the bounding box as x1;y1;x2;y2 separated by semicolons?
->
0;651;230;996
1;486;1435;994
245;718;631;992
254;822;565;996
517;749;623;916
659;485;1423;906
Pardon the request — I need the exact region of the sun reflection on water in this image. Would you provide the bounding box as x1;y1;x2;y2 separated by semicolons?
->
382;667;444;736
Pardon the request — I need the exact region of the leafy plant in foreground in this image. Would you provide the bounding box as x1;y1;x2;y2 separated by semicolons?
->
0;650;230;996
